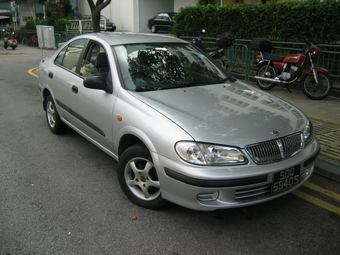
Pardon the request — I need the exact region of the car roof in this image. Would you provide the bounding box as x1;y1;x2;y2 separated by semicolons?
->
157;12;177;14
78;32;188;46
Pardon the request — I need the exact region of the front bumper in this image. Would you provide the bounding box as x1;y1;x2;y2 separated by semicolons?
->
155;139;320;211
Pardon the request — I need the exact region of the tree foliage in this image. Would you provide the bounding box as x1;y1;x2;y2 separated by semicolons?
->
87;0;111;32
23;0;73;31
197;0;219;5
173;0;340;44
45;0;74;19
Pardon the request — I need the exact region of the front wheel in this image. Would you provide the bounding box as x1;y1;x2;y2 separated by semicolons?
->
302;73;333;100
117;143;167;209
256;63;276;90
151;25;157;33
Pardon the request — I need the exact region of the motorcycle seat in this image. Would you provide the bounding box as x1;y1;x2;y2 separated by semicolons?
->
262;52;285;62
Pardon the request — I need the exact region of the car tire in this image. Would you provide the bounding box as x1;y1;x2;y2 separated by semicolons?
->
151;25;157;33
117;143;167;209
45;95;68;134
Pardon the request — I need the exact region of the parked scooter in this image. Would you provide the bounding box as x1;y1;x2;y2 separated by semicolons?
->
252;38;332;100
3;31;18;50
193;30;235;70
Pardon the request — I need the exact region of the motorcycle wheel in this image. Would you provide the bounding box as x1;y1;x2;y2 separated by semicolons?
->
256;63;276;90
302;73;333;100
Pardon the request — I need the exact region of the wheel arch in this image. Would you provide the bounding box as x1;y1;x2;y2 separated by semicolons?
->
117;128;157;160
42;88;52;111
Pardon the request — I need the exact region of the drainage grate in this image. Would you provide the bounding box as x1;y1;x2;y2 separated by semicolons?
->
313;121;340;162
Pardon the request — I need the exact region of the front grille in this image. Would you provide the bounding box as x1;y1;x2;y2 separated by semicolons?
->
245;132;302;164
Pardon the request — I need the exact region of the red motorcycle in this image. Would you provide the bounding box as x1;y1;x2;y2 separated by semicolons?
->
251;38;332;100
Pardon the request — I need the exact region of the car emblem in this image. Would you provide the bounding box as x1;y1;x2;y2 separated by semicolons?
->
271;130;280;136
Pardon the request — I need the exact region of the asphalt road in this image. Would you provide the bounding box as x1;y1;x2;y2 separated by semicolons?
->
0;49;340;255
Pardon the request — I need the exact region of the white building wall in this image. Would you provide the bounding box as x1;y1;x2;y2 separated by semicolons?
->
76;0;195;32
174;0;196;12
18;0;39;26
109;0;134;32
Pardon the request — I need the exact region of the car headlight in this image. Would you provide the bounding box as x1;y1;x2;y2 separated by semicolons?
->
302;121;313;146
175;142;248;166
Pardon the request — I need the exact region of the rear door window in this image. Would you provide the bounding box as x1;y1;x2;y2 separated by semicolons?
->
54;38;88;72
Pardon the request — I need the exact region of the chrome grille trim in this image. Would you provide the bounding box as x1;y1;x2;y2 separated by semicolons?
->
235;184;271;200
245;132;302;164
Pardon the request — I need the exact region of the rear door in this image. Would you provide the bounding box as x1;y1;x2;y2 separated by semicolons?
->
48;38;88;122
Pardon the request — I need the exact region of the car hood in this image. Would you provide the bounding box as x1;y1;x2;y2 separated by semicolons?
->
130;81;308;147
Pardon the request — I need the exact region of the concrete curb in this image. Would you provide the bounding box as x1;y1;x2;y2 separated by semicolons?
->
314;155;340;183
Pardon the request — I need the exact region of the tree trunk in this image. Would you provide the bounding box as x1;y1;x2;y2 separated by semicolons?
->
87;0;112;33
92;9;101;32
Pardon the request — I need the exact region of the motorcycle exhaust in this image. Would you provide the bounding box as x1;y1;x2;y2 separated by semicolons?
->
254;76;283;84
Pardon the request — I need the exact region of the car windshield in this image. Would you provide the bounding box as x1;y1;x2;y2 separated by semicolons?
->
114;43;230;91
169;13;176;18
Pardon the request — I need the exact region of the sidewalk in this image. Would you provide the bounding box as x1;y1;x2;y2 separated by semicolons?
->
1;42;340;182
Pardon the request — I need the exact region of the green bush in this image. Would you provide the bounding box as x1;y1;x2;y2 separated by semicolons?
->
172;0;340;44
25;18;70;31
25;19;49;30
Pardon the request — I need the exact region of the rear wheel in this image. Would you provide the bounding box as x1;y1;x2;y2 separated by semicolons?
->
45;95;68;134
256;63;276;90
302;73;333;100
117;143;167;209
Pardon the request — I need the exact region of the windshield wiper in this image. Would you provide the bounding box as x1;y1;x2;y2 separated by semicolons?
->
135;79;229;92
135;85;163;92
171;82;206;89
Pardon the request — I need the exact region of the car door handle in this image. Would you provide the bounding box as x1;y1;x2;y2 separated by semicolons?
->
48;72;53;79
72;85;78;94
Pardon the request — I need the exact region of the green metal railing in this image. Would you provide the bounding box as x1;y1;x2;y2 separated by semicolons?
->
180;36;340;84
13;31;340;84
14;30;86;48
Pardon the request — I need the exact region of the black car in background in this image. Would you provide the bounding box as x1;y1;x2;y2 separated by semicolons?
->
147;12;176;33
82;14;116;32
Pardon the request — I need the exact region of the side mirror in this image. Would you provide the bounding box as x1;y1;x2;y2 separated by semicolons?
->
83;76;111;93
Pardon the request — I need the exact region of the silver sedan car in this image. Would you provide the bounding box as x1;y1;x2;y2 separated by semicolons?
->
38;32;320;211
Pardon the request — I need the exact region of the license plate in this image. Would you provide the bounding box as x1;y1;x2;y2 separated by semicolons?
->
271;166;300;193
